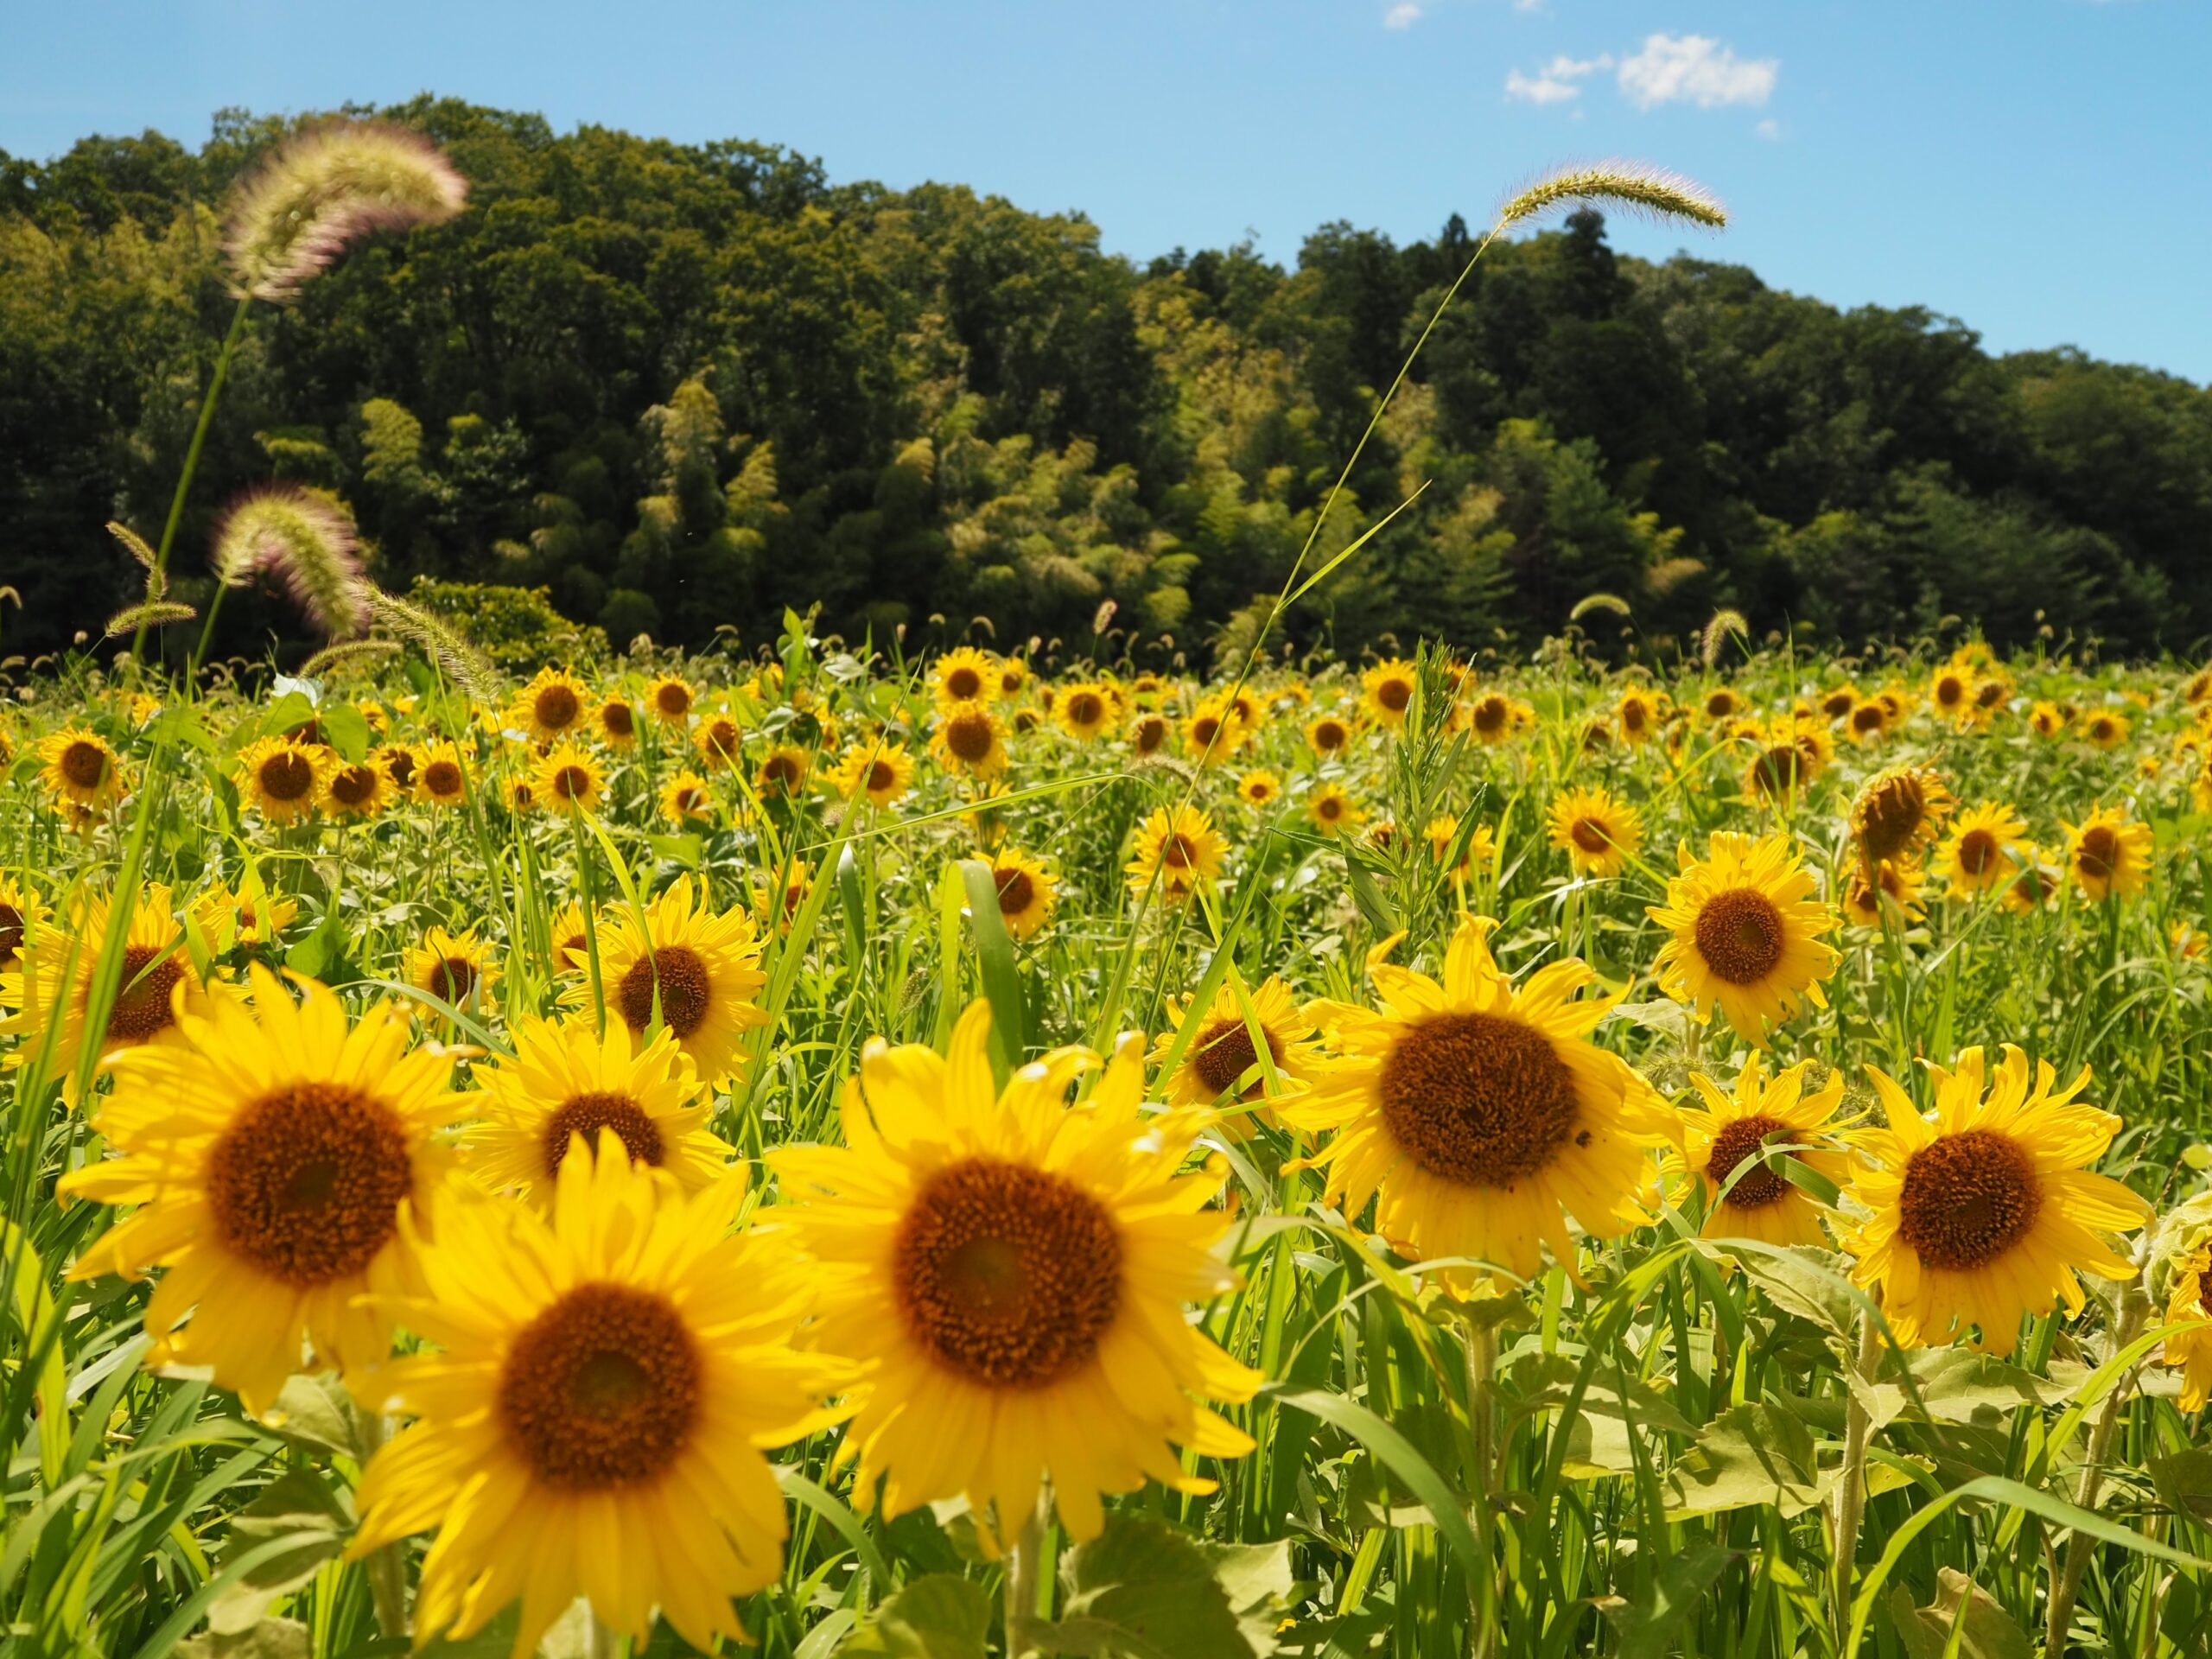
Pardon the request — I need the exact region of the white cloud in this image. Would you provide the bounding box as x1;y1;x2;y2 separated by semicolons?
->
1754;118;1782;140
1383;3;1423;29
1504;53;1612;105
1617;34;1777;108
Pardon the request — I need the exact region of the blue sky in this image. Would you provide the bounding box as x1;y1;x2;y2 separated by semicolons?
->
7;1;2207;381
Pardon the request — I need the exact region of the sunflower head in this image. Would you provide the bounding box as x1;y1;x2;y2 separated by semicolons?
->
1054;680;1117;740
512;667;590;744
325;759;391;818
694;711;746;771
1938;802;2028;897
1648;831;1839;1044
1841;857;1926;928
986;849;1058;941
930;646;997;708
414;742;468;807
1129;712;1173;756
2062;804;2153;902
37;727;128;810
568;876;768;1085
931;702;1008;779
1547;785;1643;879
1126;805;1225;899
1309;783;1363;838
1306;711;1356;757
410;925;497;1012
645;673;695;724
1152;976;1319;1131
1667;1053;1847;1249
1363;660;1419;727
532;741;604;816
1849;766;1952;867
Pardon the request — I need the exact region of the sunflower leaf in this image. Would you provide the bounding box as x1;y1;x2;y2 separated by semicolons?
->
835;1573;990;1657
1052;1515;1281;1658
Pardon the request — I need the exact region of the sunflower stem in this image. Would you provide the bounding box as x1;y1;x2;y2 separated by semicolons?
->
1828;1309;1882;1649
137;292;251;664
2045;1281;2151;1656
1004;1491;1050;1658
355;1411;410;1638
1464;1317;1499;1659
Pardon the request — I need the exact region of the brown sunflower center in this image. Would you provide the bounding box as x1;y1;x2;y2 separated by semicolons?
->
430;955;478;1002
1191;1017;1278;1098
1471;700;1506;734
1134;717;1166;754
1936;677;1965;707
995;868;1035;917
944;665;983;701
1857;777;1928;862
1706;1114;1790;1209
2076;826;2118;880
867;760;895;791
1752;746;1802;797
0;903;22;966
1377;1012;1580;1189
534;685;581;729
1897;1128;2042;1271
1976;680;2006;709
257;751;316;802
552;764;593;801
1622;702;1648;732
671;785;706;816
1377;677;1411;712
105;945;186;1041
1705;691;1736;719
1317;797;1344;823
601;702;634;738
499;1283;699;1491
1067;692;1103;726
654;683;692;717
944;711;995;762
616;946;712;1038
422;760;463;798
330;765;377;806
382;750;416;788
703;718;741;757
1956;828;1999;876
60;741;110;789
1850;703;1886;734
1191;715;1222;748
1162;832;1198;868
1569;817;1611;855
892;1157;1122;1389
205;1082;413;1287
542;1091;664;1174
1693;889;1787;985
761;755;800;790
1317;718;1349;747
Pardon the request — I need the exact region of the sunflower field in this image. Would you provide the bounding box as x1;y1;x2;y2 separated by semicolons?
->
7;124;2212;1659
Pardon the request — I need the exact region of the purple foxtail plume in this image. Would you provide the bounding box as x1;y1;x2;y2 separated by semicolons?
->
223;120;467;302
211;486;370;639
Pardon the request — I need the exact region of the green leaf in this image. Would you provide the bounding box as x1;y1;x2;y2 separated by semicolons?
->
1860;1348;2066;1431
1597;1542;1733;1659
1663;1403;1827;1520
1887;1567;2031;1659
255;1373;360;1460
957;858;1026;1078
177;1618;314;1659
1051;1516;1278;1658
2152;1448;2212;1533
1267;1385;1484;1583
212;1470;349;1623
1700;1241;1855;1338
317;702;370;765
836;1573;990;1657
1504;1351;1699;1434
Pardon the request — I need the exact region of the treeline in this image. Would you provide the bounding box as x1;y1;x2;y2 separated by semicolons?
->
4;98;2209;667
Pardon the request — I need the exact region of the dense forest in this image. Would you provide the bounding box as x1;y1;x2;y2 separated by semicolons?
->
3;97;2209;667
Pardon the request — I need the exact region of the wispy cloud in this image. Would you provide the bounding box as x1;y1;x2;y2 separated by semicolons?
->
1383;3;1423;29
1504;54;1613;104
1754;118;1782;141
1617;33;1778;109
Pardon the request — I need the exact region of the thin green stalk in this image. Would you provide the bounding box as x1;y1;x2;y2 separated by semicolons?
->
135;293;252;661
2045;1281;2151;1656
1830;1310;1882;1649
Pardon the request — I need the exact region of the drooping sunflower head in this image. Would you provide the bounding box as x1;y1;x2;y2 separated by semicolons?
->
1278;917;1669;1287
1547;785;1643;879
1938;801;2029;897
60;964;467;1409
1848;766;1952;868
531;741;604;817
1841;857;1926;928
1648;830;1839;1044
512;667;590;744
1362;659;1419;728
409;925;497;1013
766;1002;1258;1547
1126;805;1225;899
930;702;1009;779
2062;804;2153;902
693;710;746;772
986;849;1058;942
1129;711;1173;757
37;727;128;811
567;876;769;1085
1841;1046;2150;1355
1151;976;1320;1128
930;645;997;709
1667;1052;1848;1249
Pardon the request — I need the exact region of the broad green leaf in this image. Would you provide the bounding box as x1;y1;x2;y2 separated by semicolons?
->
1663;1403;1827;1520
177;1618;313;1659
1888;1567;2031;1659
1700;1241;1855;1338
255;1373;361;1460
836;1573;990;1657
317;701;371;764
1596;1542;1733;1659
1504;1351;1699;1434
1268;1386;1484;1581
211;1470;350;1623
1052;1515;1275;1658
2152;1447;2212;1533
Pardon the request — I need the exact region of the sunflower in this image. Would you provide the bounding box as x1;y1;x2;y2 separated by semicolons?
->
2063;804;2153;902
2161;1243;2212;1410
1929;664;1978;725
1128;711;1173;757
565;877;768;1086
766;1001;1258;1547
2029;701;2065;738
511;667;590;745
1460;691;1516;747
1280;918;1667;1286
59;965;465;1410
1054;680;1117;741
1937;801;2029;899
1700;685;1744;723
1184;697;1247;764
1667;1054;1847;1249
1362;659;1419;728
1840;1046;2150;1356
1649;831;1839;1044
325;760;391;819
0;877;46;973
594;693;639;749
1125;805;1225;899
753;862;812;932
545;902;594;979
929;703;1010;780
1615;688;1665;747
414;742;469;809
2081;709;2130;751
1845;699;1891;745
1426;815;1495;880
37;727;128;811
232;735;336;825
0;883;208;1102
1151;976;1319;1125
460;1015;730;1208
1974;669;2013;717
193;882;299;952
502;773;540;814
694;710;746;772
645;673;696;726
349;1153;837;1656
1818;684;1859;723
986;848;1058;941
657;769;715;827
409;925;498;1013
1743;719;1832;804
1848;766;1952;869
1306;712;1356;759
1236;769;1282;808
826;741;914;810
1841;858;1926;928
1547;786;1643;880
1998;848;2060;917
1309;783;1363;838
997;658;1031;700
375;742;422;794
531;741;604;817
930;645;997;708
749;744;809;801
